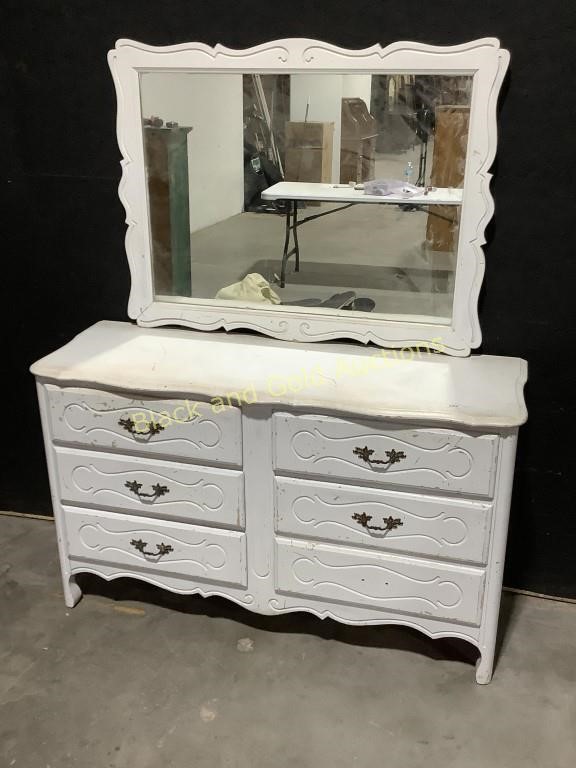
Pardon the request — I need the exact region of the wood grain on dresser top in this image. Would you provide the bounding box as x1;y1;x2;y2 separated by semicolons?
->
275;476;492;565
45;385;241;465
31;321;527;429
273;413;499;497
55;448;245;529
64;507;247;587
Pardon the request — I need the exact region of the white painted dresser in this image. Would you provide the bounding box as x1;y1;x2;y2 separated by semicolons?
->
31;321;527;683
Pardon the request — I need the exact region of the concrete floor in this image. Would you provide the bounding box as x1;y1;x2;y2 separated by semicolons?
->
1;515;575;768
189;202;455;318
173;148;456;321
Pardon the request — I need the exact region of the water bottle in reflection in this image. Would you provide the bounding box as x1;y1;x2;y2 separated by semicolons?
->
403;160;414;189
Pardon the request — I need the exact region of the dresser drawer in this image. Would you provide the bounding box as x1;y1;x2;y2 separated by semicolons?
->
273;413;498;497
56;448;245;529
276;538;485;625
275;477;491;565
46;386;242;465
64;507;247;588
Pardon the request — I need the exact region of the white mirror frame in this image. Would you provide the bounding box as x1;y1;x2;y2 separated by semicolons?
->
108;37;509;357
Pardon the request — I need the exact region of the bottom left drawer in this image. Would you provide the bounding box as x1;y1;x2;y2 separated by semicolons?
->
63;506;247;588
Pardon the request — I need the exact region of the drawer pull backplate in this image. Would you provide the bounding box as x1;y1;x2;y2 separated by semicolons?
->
125;480;169;501
352;512;404;532
130;538;174;557
118;416;164;437
353;445;406;466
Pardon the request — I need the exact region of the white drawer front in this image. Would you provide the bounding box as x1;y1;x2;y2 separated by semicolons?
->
64;507;247;587
56;448;244;529
273;413;498;497
47;386;242;465
276;477;491;565
276;539;485;625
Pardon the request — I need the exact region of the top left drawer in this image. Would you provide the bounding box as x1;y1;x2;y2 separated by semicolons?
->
44;386;242;466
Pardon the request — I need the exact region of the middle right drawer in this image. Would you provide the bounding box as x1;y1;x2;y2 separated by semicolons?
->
275;476;492;566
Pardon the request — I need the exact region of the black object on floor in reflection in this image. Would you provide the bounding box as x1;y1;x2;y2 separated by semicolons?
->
282;291;375;311
344;297;376;312
282;290;355;309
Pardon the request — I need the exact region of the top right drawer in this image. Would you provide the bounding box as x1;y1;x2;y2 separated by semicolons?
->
272;413;499;498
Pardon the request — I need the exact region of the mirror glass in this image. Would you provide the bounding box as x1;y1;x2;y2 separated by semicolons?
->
140;72;472;324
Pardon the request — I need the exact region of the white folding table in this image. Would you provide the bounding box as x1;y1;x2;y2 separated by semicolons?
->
261;181;463;287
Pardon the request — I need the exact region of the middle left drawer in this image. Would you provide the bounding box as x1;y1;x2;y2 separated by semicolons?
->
55;448;245;529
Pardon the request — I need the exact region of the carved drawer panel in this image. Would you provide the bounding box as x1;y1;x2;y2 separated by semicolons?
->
56;448;245;529
46;386;242;465
276;538;485;625
273;413;498;498
275;477;492;565
64;507;247;587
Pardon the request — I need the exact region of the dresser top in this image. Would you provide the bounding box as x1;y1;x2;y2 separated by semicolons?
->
31;321;527;428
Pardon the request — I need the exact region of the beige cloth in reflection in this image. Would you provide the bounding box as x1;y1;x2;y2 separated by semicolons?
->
215;273;281;304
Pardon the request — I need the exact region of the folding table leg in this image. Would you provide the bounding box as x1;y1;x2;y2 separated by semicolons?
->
280;201;291;288
293;201;300;272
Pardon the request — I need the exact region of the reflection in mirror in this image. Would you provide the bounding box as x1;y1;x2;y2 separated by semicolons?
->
140;72;471;324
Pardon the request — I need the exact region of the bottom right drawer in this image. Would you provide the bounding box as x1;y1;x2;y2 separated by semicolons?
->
276;538;485;625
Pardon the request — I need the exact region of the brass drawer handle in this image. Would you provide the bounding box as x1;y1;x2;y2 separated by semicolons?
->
125;480;169;500
352;512;403;532
353;446;406;465
130;538;174;557
118;416;164;437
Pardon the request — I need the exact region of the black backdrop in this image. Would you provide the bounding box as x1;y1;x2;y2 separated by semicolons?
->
3;1;576;597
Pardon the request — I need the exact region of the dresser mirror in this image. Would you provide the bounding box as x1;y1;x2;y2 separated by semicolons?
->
109;39;509;355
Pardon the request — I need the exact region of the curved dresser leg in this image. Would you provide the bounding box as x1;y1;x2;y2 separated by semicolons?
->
475;648;494;685
64;574;82;608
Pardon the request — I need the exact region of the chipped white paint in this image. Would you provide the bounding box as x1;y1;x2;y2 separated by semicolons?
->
32;322;526;683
